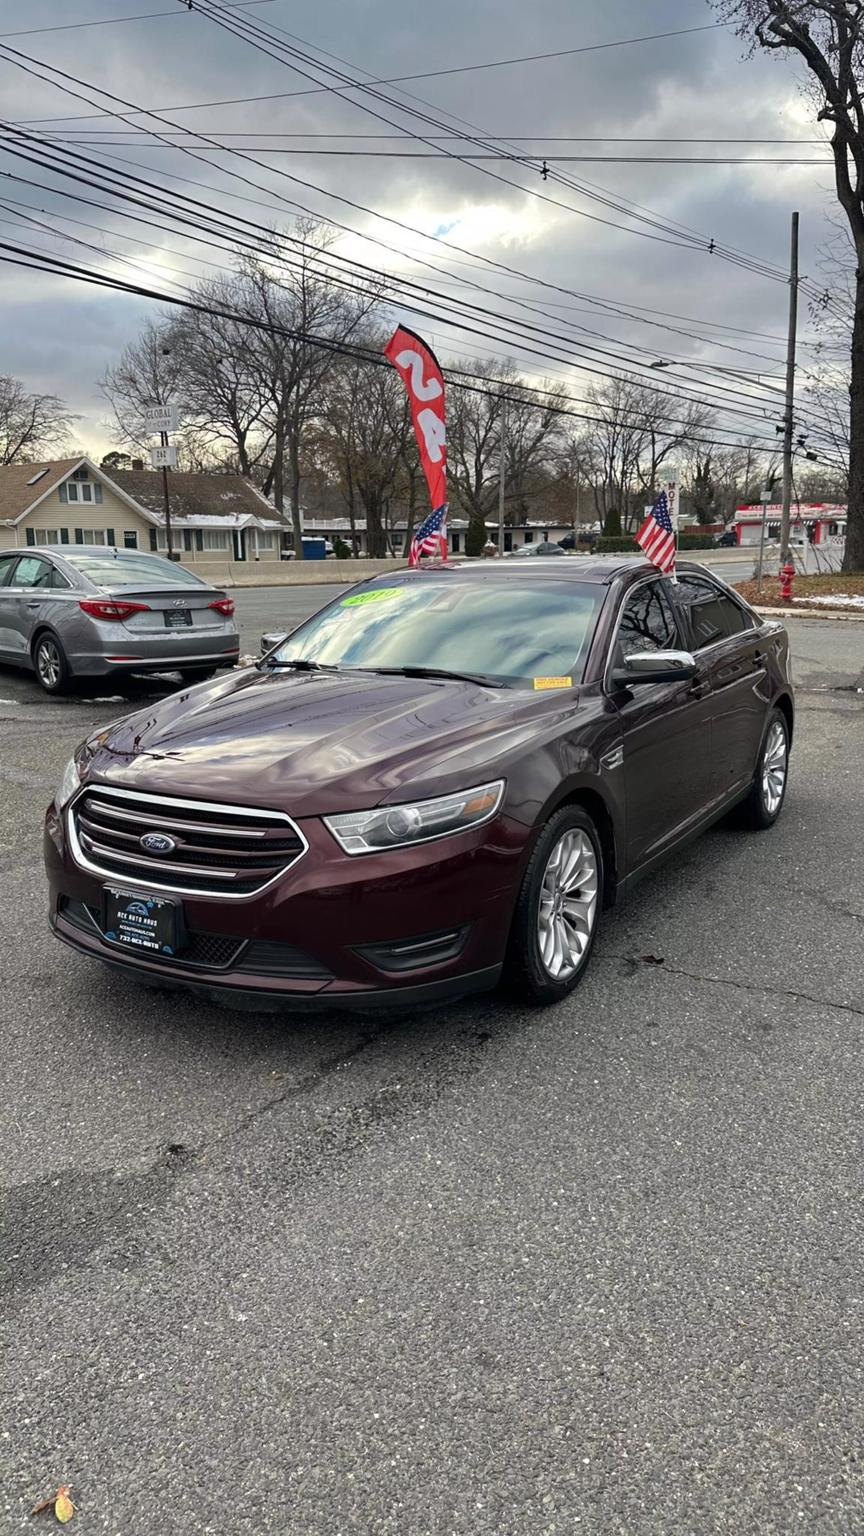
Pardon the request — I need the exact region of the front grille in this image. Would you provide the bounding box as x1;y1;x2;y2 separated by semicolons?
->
69;786;306;898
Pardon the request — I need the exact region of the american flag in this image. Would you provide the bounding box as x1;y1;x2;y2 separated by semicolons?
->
636;490;676;575
408;504;448;567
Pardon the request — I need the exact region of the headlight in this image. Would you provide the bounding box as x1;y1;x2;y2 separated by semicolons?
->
324;780;504;855
55;756;81;811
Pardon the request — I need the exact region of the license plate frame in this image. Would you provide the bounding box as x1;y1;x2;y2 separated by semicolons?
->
164;608;192;629
101;887;185;957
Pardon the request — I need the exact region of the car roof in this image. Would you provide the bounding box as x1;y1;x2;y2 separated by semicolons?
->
388;555;656;585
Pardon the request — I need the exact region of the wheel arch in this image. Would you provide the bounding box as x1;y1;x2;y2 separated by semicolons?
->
774;691;794;745
543;785;619;909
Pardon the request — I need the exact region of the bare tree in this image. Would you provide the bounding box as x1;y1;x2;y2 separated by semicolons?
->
316;347;414;556
713;0;864;568
448;360;569;552
0;375;77;463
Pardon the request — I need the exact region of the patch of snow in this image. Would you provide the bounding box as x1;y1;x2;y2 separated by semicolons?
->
793;593;864;610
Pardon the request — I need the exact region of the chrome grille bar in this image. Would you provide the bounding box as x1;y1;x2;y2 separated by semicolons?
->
68;785;307;899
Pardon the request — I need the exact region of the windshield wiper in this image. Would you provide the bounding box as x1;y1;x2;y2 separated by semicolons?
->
358;664;504;688
260;657;339;673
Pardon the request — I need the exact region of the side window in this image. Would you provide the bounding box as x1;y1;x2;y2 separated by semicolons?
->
50;567;72;590
10;556;52;589
617;581;679;656
675;576;751;649
0;555;19;587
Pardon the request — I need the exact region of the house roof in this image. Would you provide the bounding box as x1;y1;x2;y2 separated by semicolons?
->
113;469;281;526
0;457;85;525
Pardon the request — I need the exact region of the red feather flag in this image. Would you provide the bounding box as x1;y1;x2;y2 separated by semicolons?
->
384;325;447;562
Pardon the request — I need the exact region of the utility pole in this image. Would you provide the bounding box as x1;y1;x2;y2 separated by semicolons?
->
780;211;799;565
497;393;508;555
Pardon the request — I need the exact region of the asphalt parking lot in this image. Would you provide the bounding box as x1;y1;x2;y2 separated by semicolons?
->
1;595;863;1534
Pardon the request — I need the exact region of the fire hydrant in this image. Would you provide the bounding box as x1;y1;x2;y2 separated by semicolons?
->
779;560;795;603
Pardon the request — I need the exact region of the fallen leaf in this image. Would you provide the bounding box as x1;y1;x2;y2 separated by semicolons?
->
640;954;665;966
31;1486;75;1523
55;1488;75;1524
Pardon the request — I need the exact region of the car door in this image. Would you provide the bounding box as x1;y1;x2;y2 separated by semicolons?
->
608;575;715;871
0;553;21;655
672;574;768;801
3;554;57;659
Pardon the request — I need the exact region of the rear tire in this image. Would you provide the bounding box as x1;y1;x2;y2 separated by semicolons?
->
504;805;603;1006
177;667;216;687
33;632;71;695
738;707;789;830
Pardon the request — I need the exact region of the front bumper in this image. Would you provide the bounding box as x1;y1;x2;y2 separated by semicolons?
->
45;803;532;1010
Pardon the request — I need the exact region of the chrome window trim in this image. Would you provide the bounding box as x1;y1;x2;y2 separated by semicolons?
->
67;784;308;900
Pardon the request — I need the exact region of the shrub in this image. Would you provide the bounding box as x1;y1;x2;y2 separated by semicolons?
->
333;536;352;559
595;533;716;554
602;507;623;537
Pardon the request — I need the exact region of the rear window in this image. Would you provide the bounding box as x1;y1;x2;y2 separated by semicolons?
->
60;551;208;587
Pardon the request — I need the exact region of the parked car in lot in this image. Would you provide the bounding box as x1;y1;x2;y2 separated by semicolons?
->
0;546;239;693
45;558;793;1011
505;541;567;557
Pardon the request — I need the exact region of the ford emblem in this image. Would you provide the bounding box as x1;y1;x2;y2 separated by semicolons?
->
140;831;177;855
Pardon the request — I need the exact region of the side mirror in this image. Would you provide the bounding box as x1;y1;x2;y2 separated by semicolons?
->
260;630;290;655
611;649;697;687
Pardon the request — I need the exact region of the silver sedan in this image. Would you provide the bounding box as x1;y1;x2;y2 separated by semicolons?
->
0;545;240;693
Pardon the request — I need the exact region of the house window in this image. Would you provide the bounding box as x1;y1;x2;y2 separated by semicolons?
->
60;478;103;505
258;531;275;550
451;531;461;553
149;529;158;552
123;530;138;549
202;530;229;551
72;528;115;546
27;528;70;545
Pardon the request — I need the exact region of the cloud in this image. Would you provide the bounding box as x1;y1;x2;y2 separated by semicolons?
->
0;0;844;452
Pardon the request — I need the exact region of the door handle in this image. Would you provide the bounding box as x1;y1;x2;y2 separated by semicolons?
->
688;678;710;699
26;600;41;609
753;650;766;666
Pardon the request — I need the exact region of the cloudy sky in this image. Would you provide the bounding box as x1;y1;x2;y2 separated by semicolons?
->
0;0;843;457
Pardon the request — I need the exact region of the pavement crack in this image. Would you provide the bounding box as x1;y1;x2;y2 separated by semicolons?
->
613;954;864;1020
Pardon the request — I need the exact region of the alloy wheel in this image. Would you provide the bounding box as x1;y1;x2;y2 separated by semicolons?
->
536;828;599;980
36;638;61;690
761;719;788;815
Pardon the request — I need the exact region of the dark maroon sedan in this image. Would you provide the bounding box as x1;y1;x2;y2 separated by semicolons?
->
45;558;793;1010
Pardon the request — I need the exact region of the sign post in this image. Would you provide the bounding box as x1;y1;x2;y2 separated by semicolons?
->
144;402;181;560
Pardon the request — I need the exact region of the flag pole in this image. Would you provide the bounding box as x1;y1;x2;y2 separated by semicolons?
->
665;471;679;583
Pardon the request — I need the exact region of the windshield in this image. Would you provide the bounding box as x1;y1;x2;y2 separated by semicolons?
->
271;576;604;686
60;551;208;587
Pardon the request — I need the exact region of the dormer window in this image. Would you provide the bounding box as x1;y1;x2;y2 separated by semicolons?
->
59;473;103;505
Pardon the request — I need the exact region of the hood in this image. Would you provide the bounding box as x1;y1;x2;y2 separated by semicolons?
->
81;665;582;816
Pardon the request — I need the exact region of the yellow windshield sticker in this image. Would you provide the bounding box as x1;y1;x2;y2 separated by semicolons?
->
341;588;402;607
533;675;573;690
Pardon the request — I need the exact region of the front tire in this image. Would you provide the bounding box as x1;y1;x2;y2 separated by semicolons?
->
504;805;603;1006
739;707;789;829
33;632;71;695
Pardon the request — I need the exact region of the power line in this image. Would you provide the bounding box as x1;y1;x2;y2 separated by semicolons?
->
1;123;819;437
0;1;272;41
20;140;838;165
0;236;817;454
0;40;838;435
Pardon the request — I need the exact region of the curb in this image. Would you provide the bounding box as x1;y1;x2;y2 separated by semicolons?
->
753;605;864;622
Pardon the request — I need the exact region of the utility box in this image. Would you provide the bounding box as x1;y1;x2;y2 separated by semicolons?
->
300;537;327;561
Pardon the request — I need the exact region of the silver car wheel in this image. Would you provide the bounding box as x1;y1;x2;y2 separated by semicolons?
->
36;637;62;690
537;828;599;980
761;719;787;815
